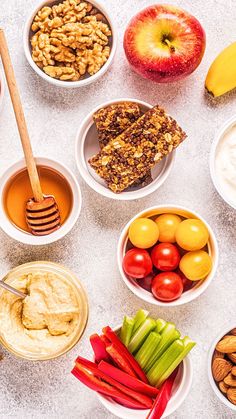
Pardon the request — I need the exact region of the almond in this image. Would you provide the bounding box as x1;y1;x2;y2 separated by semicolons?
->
212;358;232;381
216;336;236;353
224;373;236;387
227;388;236;405
228;353;236;364
231;366;236;376
213;349;224;361
230;329;236;336
219;380;229;394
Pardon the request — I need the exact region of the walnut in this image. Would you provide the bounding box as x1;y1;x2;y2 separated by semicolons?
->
87;44;110;75
31;6;52;31
30;0;112;81
50;38;76;62
52;1;88;23
31;32;55;67
43;65;80;81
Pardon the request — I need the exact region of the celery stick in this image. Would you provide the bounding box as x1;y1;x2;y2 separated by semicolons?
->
147;339;184;386
135;332;161;370
155;318;167;334
144;323;180;372
154;336;196;388
132;309;149;335
128;318;156;354
120;316;135;347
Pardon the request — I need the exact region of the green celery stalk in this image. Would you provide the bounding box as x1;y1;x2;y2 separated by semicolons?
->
144;323;180;372
155;318;167;334
154;336;196;388
147;339;184;386
120;316;135;347
135;331;161;370
132;309;149;335
128;318;156;354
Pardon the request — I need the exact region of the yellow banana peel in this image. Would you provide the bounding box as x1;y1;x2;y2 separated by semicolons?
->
205;42;236;97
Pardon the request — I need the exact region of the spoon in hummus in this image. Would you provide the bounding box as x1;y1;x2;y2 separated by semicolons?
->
0;281;26;299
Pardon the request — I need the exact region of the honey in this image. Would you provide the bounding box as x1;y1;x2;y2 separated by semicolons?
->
3;166;73;234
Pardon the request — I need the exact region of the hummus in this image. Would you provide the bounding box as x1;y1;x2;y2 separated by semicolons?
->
0;271;80;357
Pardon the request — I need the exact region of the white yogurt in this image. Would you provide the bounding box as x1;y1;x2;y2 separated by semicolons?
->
215;125;236;205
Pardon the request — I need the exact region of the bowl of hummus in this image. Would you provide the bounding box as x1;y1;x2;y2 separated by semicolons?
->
0;261;88;360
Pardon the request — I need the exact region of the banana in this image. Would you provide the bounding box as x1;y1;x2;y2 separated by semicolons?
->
205;42;236;97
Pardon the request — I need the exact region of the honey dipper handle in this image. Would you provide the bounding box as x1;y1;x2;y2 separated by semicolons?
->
0;29;43;202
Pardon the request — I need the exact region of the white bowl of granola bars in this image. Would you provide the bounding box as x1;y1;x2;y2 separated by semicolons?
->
23;0;117;88
75;98;186;201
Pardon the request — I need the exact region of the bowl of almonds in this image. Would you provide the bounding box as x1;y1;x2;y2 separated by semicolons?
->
208;324;236;411
23;0;117;87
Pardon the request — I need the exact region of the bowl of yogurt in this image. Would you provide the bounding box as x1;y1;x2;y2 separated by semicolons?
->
210;116;236;209
0;261;88;360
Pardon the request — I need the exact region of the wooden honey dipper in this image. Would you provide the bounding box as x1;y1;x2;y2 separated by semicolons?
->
0;29;61;236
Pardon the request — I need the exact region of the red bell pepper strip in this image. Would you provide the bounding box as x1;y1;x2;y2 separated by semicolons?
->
71;364;148;410
100;334;110;346
98;360;159;398
90;334;110;363
146;368;179;419
103;326;149;384
106;344;137;378
112;396;150;410
75;356;153;408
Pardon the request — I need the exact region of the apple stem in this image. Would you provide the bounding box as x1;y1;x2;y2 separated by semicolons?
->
164;38;175;52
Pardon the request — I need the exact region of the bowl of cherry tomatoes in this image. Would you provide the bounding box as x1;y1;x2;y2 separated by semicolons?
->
117;205;218;306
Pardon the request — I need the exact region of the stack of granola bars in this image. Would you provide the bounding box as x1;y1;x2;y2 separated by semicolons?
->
89;102;187;193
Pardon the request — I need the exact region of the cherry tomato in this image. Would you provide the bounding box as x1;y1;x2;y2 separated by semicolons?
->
128;218;159;249
151;272;183;302
155;213;181;243
179;250;212;281
151;243;180;271
176;268;193;292
123;248;153;278
175;219;209;251
137;272;154;292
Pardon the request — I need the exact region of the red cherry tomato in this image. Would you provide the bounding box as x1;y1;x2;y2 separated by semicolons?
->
123;248;153;279
151;243;180;271
151;272;183;302
137;272;154;292
176;269;193;292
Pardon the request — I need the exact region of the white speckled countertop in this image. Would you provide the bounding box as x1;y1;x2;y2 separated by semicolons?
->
0;0;236;417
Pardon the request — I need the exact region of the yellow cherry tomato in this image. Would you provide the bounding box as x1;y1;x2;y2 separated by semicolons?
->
179;250;212;281
175;219;209;251
128;218;159;249
155;213;182;243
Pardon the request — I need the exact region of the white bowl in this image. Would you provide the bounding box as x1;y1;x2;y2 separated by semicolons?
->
117;205;219;306
0;70;4;112
75;99;176;201
208;322;236;411
0;157;81;245
23;0;117;88
210;115;236;210
97;324;193;418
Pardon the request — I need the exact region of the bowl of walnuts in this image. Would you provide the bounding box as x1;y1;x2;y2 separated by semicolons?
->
23;0;117;87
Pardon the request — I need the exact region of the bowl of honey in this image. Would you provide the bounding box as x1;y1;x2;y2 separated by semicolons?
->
0;157;81;245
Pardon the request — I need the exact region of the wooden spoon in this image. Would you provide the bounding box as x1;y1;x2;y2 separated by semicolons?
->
0;29;61;236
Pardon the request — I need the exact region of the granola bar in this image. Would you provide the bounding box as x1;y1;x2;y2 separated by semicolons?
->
89;105;187;193
93;102;152;187
93;102;141;148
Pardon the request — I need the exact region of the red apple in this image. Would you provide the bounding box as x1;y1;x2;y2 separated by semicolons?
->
123;4;206;83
